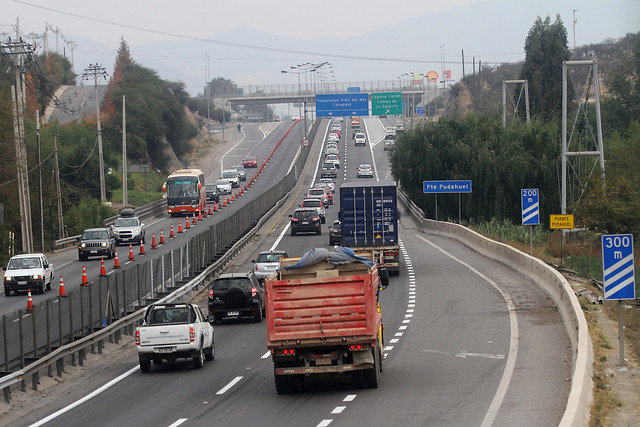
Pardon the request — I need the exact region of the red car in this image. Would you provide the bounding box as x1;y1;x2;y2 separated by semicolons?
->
243;156;258;168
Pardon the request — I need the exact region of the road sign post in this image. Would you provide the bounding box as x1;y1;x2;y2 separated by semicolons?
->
602;234;636;366
521;189;539;255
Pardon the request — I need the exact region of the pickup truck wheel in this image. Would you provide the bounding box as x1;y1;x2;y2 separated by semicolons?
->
4;288;10;296
153;357;163;365
139;358;151;373
46;275;52;291
205;342;215;361
193;346;204;369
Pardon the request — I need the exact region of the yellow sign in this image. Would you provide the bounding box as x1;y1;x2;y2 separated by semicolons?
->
550;214;574;229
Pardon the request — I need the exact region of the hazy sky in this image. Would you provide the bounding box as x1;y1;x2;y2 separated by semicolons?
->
4;0;638;48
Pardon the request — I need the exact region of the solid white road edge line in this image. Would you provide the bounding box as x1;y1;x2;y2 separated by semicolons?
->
29;365;139;427
415;234;518;427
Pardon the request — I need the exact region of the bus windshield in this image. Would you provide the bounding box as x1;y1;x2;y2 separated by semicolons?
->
167;179;199;199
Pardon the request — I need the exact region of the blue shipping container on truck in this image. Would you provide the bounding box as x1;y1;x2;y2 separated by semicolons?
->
339;181;398;247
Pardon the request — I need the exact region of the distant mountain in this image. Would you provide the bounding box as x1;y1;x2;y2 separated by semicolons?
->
65;0;638;96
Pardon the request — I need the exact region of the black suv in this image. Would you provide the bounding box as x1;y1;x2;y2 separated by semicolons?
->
78;227;116;260
205;184;219;203
329;220;342;246
289;208;321;236
208;272;264;323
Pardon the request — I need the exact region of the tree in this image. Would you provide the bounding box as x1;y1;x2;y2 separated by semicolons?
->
204;77;238;97
519;15;571;119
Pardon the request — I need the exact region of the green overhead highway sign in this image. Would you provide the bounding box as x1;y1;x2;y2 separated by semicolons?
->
372;92;402;116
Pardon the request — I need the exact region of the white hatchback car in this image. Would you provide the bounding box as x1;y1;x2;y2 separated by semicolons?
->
354;133;366;146
325;154;340;169
251;250;289;282
216;179;232;194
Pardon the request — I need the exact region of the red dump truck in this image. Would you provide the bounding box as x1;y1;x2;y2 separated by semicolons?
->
265;247;387;393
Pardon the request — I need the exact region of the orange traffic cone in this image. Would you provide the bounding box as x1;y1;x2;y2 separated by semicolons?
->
128;244;135;261
231;193;235;202
58;275;67;297
214;203;218;213
113;250;121;269
26;289;33;313
139;241;146;256
170;224;175;238
99;258;107;277
208;205;212;215
198;210;203;221
185;217;190;229
223;198;227;207
159;229;165;245
178;220;183;233
151;233;157;249
81;265;89;286
192;213;197;226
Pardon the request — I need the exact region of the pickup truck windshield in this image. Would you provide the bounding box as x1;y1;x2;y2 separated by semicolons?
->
8;257;41;269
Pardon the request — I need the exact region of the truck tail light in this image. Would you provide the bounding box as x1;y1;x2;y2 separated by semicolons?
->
189;327;195;342
135;330;140;346
208;289;214;300
349;344;365;351
251;287;258;298
276;348;296;356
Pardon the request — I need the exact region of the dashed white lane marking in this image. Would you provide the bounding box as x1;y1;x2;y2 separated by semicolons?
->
395;332;404;337
343;394;356;402
331;406;346;414
168;419;188;427
402;319;411;323
317;419;333;427
216;376;243;395
399;325;408;330
261;350;271;359
384;345;394;351
390;339;399;344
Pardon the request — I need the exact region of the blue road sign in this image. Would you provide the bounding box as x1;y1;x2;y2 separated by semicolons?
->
602;234;636;300
316;93;369;117
521;188;540;225
416;107;424;115
423;180;472;193
347;87;361;93
402;102;407;109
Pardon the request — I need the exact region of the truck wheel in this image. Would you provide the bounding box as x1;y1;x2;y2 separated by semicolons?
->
4;288;10;297
351;370;365;389
46;275;52;291
291;229;296;236
153;357;163;365
139;357;151;373
364;342;381;388
316;228;321;235
193;346;204;369
205;341;215;361
39;282;45;294
274;372;289;394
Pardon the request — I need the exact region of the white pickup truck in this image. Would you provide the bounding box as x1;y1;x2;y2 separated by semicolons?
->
136;302;215;372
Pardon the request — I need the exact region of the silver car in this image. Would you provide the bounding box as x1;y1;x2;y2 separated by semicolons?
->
251;250;289;282
301;198;326;223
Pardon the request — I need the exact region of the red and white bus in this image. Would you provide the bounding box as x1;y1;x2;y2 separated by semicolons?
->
163;169;206;216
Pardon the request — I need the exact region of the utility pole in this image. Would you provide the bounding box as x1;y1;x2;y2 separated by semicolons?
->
122;95;128;207
36;111;44;251
572;10;578;53
2;21;34;253
205;54;211;138
53;132;64;239
82;64;108;203
66;40;77;71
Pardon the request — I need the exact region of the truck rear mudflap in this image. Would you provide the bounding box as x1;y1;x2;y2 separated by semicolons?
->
276;362;374;375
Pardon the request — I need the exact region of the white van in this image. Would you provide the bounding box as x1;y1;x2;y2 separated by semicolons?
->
221;169;240;187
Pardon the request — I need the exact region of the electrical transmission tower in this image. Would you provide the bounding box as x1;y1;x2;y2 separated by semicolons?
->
502;80;530;126
562;60;605;216
82;64;109;203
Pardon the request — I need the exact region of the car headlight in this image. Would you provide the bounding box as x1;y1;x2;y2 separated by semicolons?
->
32;275;42;280
5;276;12;281
101;242;107;247
80;243;86;248
113;230;120;235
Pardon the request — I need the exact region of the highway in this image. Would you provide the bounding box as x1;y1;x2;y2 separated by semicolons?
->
8;117;571;426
